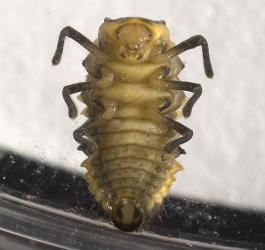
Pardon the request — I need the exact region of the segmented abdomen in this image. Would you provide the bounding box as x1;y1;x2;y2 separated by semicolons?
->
80;59;184;230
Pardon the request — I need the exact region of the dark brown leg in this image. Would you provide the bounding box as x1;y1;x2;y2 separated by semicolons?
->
52;26;107;65
148;66;173;111
166;80;202;118
73;119;98;155
153;35;213;78
164;118;193;154
149;66;170;80
62;82;92;119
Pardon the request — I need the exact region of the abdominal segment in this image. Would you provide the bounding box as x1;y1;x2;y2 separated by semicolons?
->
80;59;184;231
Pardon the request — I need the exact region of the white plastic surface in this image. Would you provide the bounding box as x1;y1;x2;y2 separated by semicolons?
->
0;0;265;210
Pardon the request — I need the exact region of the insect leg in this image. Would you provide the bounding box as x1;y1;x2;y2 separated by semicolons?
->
166;80;202;118
62;82;93;119
149;66;170;81
148;66;172;111
153;35;213;78
164;118;193;154
52;26;108;65
73;119;98;155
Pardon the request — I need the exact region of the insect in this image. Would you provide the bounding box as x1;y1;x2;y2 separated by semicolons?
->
52;17;213;232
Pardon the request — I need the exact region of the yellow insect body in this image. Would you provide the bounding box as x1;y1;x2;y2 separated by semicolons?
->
52;17;213;232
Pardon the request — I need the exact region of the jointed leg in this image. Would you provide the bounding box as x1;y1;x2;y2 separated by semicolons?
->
153;35;213;78
52;26;108;65
166;80;202;118
62;82;92;119
149;66;170;81
73;119;98;155
148;66;172;111
164;118;193;154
